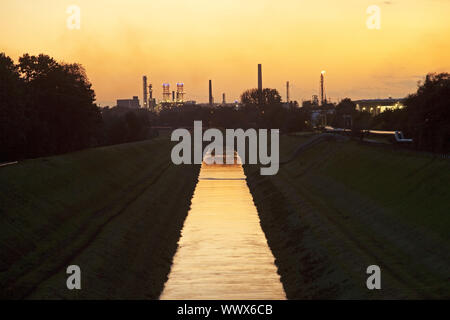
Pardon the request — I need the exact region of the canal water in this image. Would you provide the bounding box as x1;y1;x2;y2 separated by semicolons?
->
160;151;286;300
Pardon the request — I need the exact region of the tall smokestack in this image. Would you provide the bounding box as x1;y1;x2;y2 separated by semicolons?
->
258;64;263;105
320;71;325;106
286;81;290;103
143;76;148;108
222;93;226;104
209;80;213;106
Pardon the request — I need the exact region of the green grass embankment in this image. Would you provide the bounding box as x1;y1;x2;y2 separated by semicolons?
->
245;134;450;299
0;138;200;299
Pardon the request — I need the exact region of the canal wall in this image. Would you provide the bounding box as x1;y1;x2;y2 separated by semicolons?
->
0;138;200;299
245;135;450;299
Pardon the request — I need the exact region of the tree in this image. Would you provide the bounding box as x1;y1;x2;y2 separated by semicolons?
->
0;53;26;160
405;73;450;152
101;107;154;145
332;98;356;128
352;111;371;140
240;88;282;107
239;88;283;128
0;53;101;160
336;98;356;115
18;54;101;155
370;108;408;131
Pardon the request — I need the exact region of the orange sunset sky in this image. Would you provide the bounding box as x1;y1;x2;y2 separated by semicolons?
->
1;0;449;106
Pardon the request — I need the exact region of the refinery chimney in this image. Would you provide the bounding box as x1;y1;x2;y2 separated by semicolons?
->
209;80;213;106
286;81;290;103
320;71;326;105
258;64;263;105
143;76;148;108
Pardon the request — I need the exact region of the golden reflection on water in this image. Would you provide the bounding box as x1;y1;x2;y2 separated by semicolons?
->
160;155;286;300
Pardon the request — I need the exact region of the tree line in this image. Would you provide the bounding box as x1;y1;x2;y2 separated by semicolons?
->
0;53;156;162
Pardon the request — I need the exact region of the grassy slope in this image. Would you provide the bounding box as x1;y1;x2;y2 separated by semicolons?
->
0;138;199;299
245;135;450;299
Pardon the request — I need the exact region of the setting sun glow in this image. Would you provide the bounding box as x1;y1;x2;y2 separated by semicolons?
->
1;0;449;105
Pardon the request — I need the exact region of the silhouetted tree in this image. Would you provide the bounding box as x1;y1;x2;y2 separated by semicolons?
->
100;107;155;145
332;98;356;128
241;88;282;107
0;53;26;160
0;53;101;161
405;73;450;152
370;108;408;131
336;98;356;114
352;111;371;140
285;108;312;132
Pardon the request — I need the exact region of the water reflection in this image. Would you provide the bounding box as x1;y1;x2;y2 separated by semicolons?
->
160;152;286;300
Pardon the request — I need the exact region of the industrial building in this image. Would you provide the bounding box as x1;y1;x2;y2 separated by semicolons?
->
160;82;185;105
176;83;185;102
117;96;140;109
355;99;405;116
